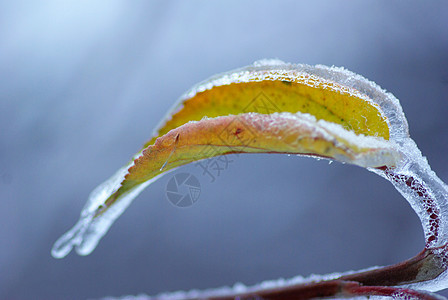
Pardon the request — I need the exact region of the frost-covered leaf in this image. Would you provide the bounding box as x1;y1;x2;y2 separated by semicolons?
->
111;112;399;208
53;60;404;259
52;60;448;300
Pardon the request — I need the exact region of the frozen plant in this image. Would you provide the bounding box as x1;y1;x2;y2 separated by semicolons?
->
53;60;448;299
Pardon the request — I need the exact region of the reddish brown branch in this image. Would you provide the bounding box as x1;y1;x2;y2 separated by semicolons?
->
344;282;445;300
199;249;445;300
340;248;443;286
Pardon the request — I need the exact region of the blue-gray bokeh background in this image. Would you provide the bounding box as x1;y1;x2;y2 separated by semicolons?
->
1;1;447;299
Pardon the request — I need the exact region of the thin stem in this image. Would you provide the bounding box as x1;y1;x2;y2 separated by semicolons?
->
200;249;444;300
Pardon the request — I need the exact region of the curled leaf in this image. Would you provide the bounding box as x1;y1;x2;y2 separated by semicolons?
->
52;60;448;299
53;60;402;258
146;59;401;150
115;112;399;207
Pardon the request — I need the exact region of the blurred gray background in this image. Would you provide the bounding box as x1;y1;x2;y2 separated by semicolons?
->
1;1;447;299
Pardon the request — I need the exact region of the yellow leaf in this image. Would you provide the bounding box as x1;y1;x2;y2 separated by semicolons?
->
52;61;404;258
108;112;399;210
144;63;391;150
